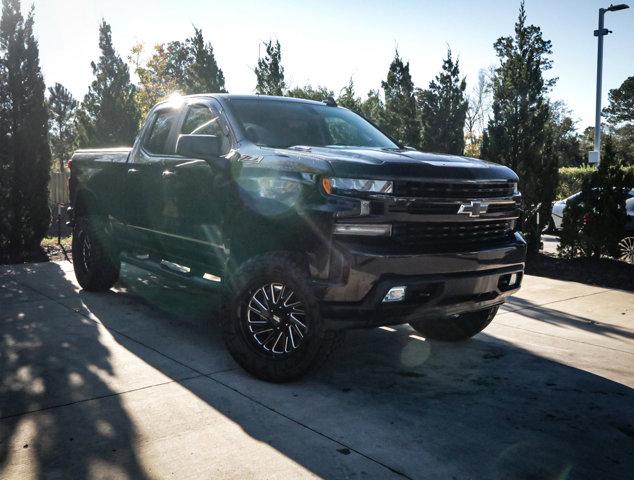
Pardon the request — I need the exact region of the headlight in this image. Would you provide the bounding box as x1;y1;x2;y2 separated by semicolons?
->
323;177;393;195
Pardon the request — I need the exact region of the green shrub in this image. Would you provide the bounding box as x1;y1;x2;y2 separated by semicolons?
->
557;164;634;200
558;140;629;259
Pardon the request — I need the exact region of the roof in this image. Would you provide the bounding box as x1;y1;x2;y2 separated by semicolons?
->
186;93;328;106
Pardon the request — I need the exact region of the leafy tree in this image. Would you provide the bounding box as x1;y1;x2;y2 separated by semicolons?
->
131;42;181;118
417;48;468;154
132;28;226;117
287;84;333;101
381;51;419;147
464;70;491;157
47;82;78;172
255;40;286;96
77;20;140;147
603;75;634;125
559;137;628;258
482;1;557;252
0;0;51;252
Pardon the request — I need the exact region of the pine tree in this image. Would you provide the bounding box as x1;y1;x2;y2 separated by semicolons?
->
255;40;286;96
381;51;419;147
0;0;51;253
603;76;634;125
47;83;78;172
77;20;140;147
287;84;333;101
484;1;557;252
337;78;363;113
417;48;468;155
183;27;226;94
360;89;385;127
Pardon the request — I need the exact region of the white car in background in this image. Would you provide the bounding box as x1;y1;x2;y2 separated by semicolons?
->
549;192;581;231
549;189;634;263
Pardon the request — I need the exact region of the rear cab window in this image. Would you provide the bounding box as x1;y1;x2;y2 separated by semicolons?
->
143;108;180;156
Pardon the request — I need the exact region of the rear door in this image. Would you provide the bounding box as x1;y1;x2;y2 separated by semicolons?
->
158;100;234;274
124;105;181;253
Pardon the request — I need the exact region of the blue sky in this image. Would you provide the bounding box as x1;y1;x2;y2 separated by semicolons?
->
31;0;633;129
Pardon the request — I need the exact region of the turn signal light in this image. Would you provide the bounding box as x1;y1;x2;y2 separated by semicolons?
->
321;177;332;195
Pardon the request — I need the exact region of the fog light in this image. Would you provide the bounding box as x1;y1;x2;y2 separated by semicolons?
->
509;273;519;287
383;286;406;303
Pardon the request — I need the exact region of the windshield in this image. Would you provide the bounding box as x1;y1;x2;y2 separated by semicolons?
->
226;98;399;149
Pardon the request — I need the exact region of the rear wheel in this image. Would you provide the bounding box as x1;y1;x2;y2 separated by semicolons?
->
72;216;120;291
409;306;498;342
221;253;343;382
617;236;634;264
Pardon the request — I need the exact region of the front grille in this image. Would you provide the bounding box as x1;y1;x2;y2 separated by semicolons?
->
388;201;518;216
392;220;515;251
393;181;516;199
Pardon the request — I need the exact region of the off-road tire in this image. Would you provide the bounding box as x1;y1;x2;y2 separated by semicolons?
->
409;306;499;342
221;253;343;382
72;216;120;292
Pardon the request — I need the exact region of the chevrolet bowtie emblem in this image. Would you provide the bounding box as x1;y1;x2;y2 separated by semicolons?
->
458;200;489;218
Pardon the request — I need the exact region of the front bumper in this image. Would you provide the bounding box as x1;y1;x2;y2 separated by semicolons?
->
314;233;526;329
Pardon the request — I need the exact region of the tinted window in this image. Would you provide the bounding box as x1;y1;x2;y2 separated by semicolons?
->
227;99;398;149
143;109;178;155
181;104;231;154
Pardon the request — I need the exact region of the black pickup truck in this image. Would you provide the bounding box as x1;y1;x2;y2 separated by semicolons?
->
69;94;526;381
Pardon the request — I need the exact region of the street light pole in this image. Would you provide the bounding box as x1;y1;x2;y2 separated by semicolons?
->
589;3;629;165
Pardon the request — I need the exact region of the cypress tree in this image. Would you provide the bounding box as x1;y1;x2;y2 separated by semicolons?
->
183;27;226;94
77;20;140;147
417;48;468;154
255;40;286;96
484;1;557;252
381;51;419;147
0;0;51;252
336;78;363;113
47;82;78;172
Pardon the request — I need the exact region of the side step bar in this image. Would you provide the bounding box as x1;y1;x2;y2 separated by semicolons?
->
120;252;222;292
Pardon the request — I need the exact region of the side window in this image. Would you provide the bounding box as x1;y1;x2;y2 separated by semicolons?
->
181;104;231;154
143;109;178;155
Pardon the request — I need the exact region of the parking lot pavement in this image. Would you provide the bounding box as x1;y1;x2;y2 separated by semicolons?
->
1;261;633;479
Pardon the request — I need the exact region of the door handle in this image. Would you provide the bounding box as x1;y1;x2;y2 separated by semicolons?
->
127;168;140;175
162;170;176;178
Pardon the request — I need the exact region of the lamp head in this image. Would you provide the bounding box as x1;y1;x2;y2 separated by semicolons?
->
607;3;630;11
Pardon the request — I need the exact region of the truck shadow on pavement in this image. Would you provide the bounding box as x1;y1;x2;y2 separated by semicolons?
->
1;261;633;479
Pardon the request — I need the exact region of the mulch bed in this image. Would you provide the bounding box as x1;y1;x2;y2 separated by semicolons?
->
0;241;71;265
525;252;634;292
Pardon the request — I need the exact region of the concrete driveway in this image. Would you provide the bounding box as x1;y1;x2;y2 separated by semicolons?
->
1;261;633;479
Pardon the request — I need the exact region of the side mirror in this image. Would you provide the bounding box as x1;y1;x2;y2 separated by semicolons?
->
176;134;220;160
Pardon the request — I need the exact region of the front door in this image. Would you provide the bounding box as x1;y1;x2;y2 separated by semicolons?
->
158;102;234;276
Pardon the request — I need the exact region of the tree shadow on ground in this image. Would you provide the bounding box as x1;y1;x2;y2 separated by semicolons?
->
1;262;633;479
0;267;150;479
503;295;634;341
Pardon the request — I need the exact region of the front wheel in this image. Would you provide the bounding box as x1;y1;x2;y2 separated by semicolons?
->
409;306;498;342
221;253;343;382
617;236;634;264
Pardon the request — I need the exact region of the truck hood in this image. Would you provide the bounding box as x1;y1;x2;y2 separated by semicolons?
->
274;146;518;182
